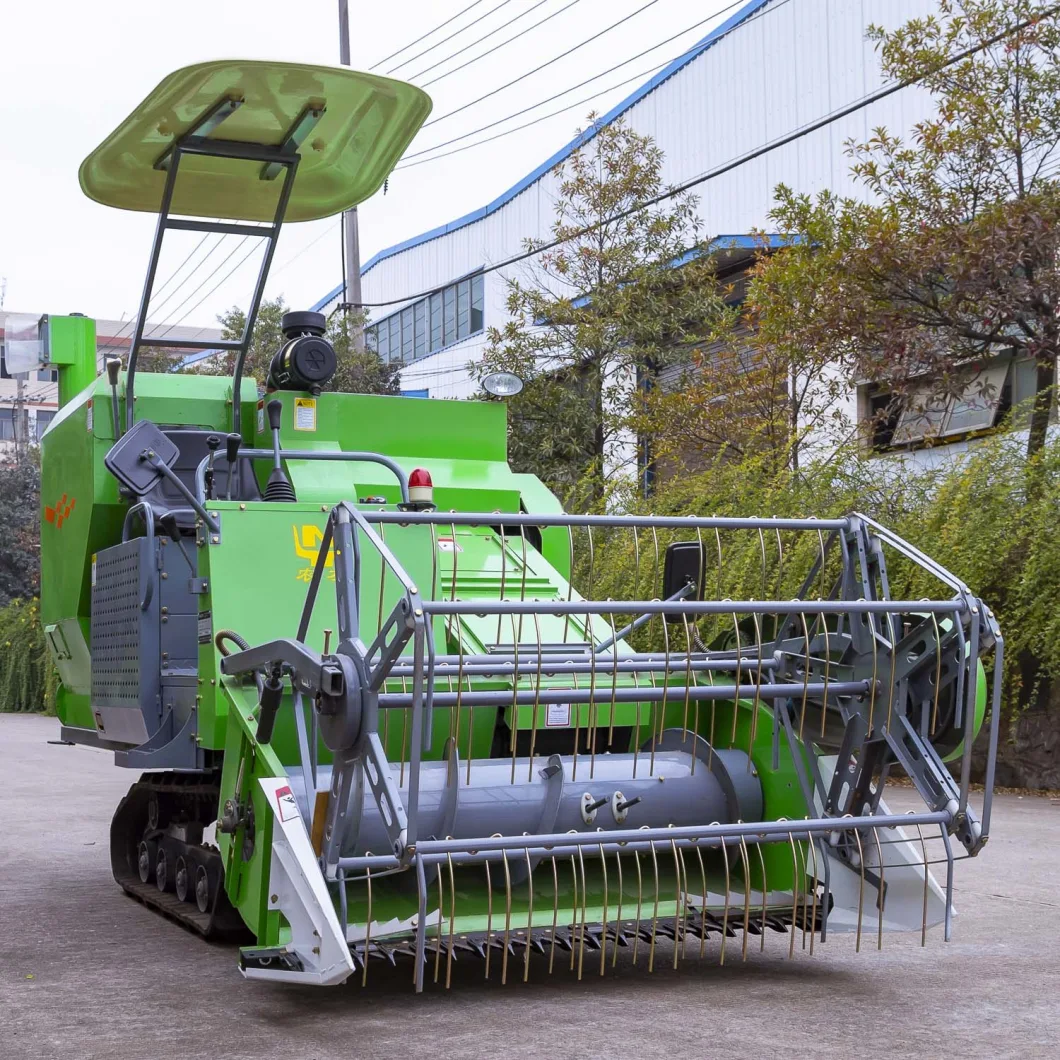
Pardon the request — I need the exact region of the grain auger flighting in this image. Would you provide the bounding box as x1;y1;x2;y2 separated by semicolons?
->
33;59;1003;990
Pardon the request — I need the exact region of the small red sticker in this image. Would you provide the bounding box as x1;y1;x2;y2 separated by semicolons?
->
275;785;300;822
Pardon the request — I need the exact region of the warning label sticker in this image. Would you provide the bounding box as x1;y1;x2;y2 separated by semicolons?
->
256;399;265;434
197;610;212;644
437;537;463;553
91;554;97;587
86;400;93;433
546;703;571;727
275;785;300;822
294;397;317;431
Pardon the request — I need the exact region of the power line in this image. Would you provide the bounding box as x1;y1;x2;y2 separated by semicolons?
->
151;240;263;342
414;0;579;87
272;219;343;277
100;231;228;353
344;1;1060;310
421;0;663;128
370;0;489;70
398;0;755;168
144;236;252;336
386;0;519;75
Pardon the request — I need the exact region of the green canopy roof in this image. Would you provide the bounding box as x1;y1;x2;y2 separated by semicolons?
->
79;60;431;222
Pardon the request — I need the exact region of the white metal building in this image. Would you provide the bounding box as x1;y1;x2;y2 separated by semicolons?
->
315;0;937;394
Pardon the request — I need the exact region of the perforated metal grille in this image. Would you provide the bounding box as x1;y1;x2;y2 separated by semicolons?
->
91;542;145;707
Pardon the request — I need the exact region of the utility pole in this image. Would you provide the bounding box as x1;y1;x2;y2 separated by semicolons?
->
338;0;366;350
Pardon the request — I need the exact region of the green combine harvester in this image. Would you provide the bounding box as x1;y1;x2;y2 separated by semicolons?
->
31;60;1003;989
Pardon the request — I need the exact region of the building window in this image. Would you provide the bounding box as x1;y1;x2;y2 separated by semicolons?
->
863;356;1039;450
0;346;10;380
37;367;58;382
0;408;15;440
366;272;484;364
35;410;56;440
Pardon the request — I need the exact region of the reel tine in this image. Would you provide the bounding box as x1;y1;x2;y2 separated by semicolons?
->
648;837;661;973
362;856;373;988
527;611;544;783
784;824;798;959
870;825;885;952
755;842;768;952
845;814;866;953
798;609;811;743
599;843;609;976
501;848;513;985
729;606;742;747
576;845;589;980
669;840;686;968
912;815;929;948
523;847;534;983
484;836;497;979
805;826;820;956
738;832;752;962
587;610;598;780
749;611;763;766
612;850;624;969
695;844;708;959
569;840;580;973
549;855;560;974
434;857;445;984
677;845;691;961
446;850;457;988
632;848;644;966
718;826;731;966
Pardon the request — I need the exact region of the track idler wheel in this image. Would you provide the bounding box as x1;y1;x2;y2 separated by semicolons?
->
175;856;190;902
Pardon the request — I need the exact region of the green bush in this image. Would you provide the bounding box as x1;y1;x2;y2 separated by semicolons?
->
558;433;1051;718
0;598;56;713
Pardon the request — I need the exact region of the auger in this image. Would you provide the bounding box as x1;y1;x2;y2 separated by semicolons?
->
32;59;1002;989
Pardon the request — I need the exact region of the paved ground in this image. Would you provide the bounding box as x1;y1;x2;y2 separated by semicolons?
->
2;713;1058;1060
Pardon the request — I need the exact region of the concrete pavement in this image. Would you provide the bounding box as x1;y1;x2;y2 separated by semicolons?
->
2;712;1058;1060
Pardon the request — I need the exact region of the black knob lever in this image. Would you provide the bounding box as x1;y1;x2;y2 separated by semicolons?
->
585;795;609;815
615;796;642;814
256;671;284;745
225;432;242;466
267;399;283;433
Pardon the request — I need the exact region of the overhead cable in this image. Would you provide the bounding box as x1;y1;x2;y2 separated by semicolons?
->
421;0;663;127
415;0;581;87
386;0;519;75
370;0;489;70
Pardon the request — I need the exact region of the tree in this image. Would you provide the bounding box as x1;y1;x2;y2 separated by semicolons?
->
0;460;41;607
214;297;400;395
633;235;851;475
474;117;730;502
765;0;1060;459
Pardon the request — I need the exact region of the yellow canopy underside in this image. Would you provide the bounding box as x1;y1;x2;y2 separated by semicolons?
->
79;60;431;222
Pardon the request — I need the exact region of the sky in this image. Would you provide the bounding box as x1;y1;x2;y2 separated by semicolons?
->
0;0;746;332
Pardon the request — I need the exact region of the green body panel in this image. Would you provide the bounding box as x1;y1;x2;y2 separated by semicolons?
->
46;315;97;407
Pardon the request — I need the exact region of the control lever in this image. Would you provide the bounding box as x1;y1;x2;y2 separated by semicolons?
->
204;435;221;500
224;433;241;501
105;357;122;440
263;400;296;502
256;668;284;744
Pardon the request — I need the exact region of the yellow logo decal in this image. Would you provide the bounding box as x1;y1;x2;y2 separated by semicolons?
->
293;525;335;582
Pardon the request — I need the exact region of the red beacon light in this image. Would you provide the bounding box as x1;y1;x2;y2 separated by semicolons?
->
404;467;436;511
